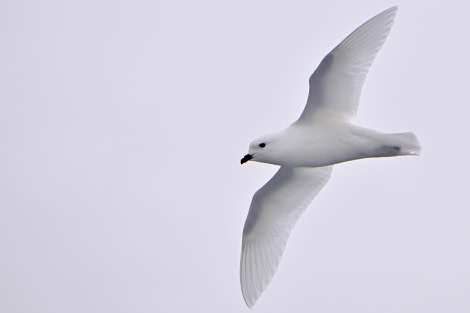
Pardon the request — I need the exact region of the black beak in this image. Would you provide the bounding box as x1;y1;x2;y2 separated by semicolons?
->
240;154;253;164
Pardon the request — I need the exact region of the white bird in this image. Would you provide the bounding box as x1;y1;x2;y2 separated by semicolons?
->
240;6;420;308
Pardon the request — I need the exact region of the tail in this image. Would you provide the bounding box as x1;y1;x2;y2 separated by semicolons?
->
388;132;421;156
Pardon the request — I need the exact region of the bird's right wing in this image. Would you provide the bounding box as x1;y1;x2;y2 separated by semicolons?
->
298;6;398;123
240;166;333;307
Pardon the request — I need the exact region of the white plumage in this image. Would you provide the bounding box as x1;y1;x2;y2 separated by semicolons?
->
240;6;420;308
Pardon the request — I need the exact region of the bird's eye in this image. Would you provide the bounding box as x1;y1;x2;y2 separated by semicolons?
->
258;143;266;148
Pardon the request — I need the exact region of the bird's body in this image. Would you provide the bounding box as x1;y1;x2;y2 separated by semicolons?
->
250;122;419;167
239;6;420;308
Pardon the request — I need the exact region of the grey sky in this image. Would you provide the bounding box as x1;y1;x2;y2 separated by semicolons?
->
0;0;469;312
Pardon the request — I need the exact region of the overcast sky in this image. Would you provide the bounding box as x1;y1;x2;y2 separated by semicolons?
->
1;0;469;312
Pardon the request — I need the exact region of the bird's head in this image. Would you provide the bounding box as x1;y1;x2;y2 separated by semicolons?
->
241;133;284;165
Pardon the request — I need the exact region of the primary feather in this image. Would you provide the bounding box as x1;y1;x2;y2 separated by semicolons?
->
299;6;397;122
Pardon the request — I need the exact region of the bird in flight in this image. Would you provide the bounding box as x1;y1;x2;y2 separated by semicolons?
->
240;6;420;308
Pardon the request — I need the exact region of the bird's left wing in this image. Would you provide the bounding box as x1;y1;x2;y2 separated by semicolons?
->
298;6;397;123
240;166;332;307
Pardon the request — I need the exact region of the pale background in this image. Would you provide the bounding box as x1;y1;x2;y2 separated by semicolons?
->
1;0;469;312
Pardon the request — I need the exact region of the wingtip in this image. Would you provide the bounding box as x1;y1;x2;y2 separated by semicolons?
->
378;5;398;19
372;6;398;22
385;6;399;19
384;5;398;14
241;282;257;308
243;297;255;309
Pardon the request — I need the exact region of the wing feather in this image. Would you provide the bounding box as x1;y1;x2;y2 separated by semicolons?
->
240;166;333;307
298;6;398;122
